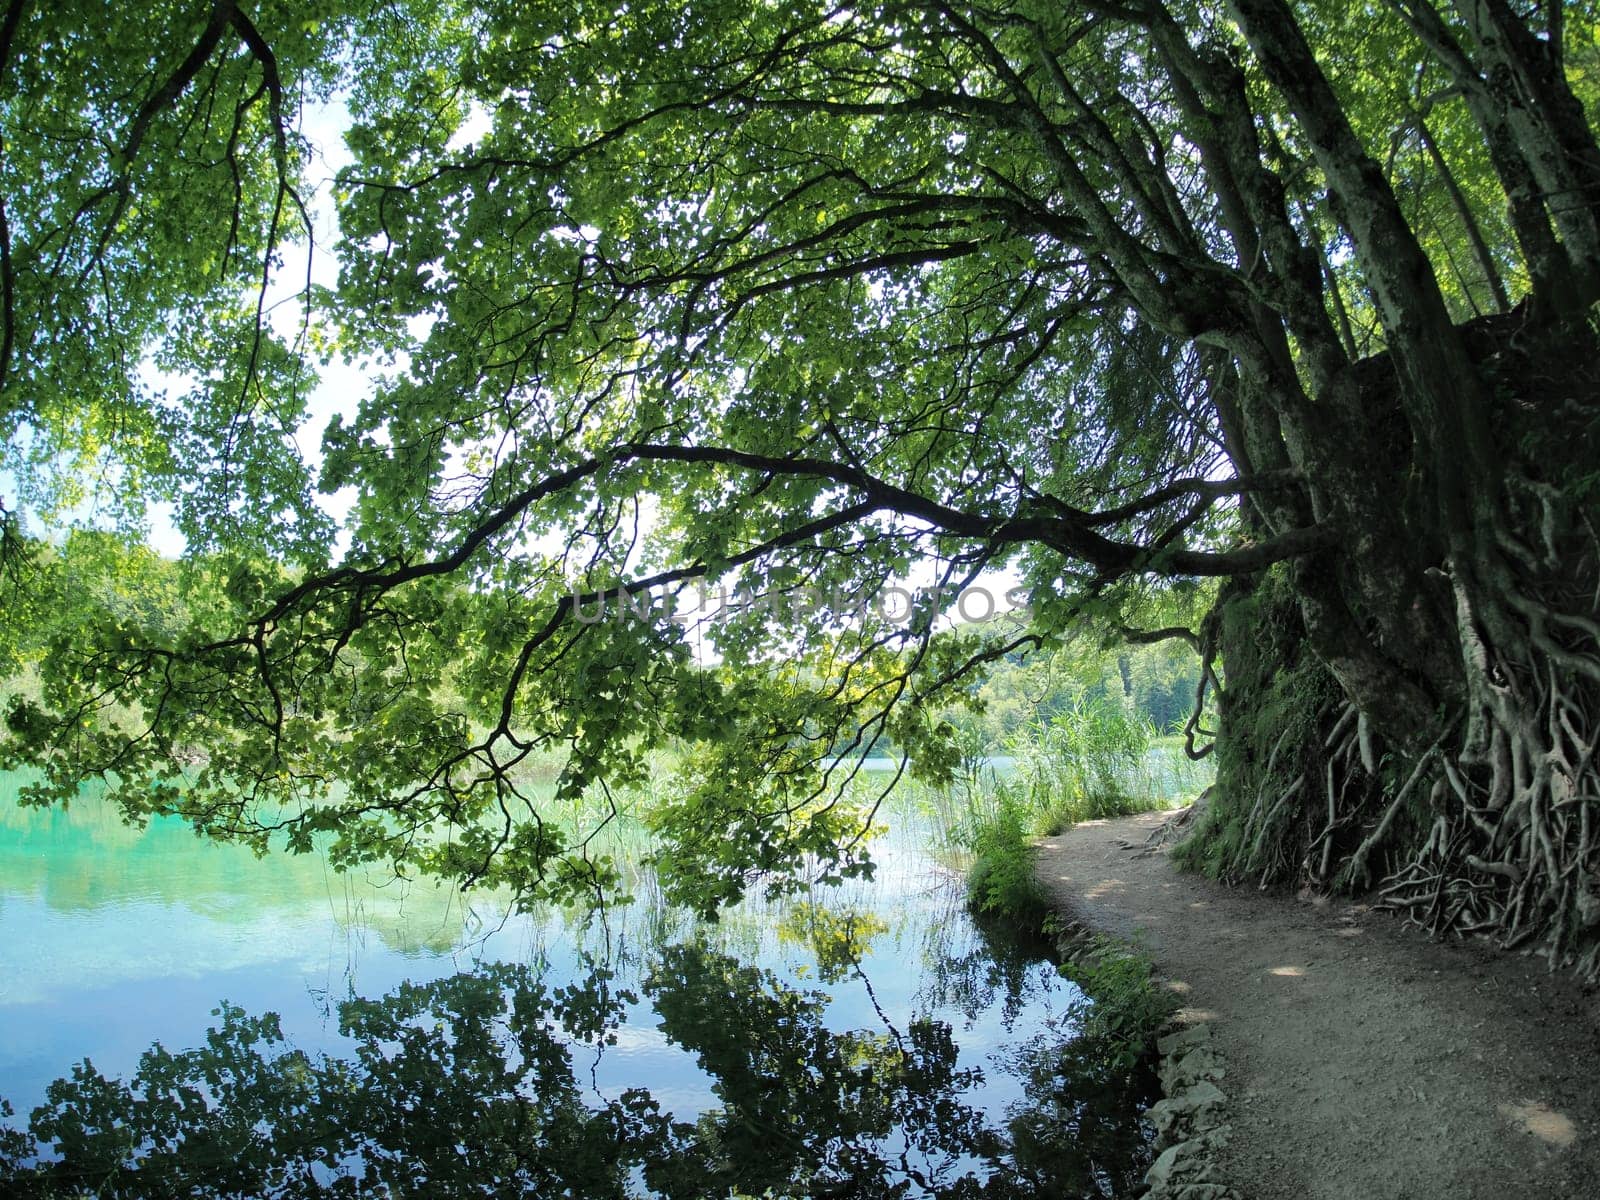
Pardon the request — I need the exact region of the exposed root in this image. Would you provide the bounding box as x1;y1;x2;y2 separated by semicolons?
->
1358;577;1600;974
1191;539;1600;977
1136;788;1211;857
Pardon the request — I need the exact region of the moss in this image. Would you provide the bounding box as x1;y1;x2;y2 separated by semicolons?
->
1172;566;1341;884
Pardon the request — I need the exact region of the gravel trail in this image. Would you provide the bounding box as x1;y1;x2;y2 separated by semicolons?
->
1036;812;1600;1200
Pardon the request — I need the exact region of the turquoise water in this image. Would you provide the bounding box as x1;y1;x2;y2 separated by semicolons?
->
0;771;1159;1196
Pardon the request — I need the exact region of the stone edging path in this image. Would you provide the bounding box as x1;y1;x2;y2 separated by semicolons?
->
1035;811;1600;1200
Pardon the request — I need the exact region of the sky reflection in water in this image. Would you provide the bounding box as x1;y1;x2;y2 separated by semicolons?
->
0;775;1156;1197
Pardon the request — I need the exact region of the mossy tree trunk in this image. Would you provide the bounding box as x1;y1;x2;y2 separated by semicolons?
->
1141;0;1600;975
1180;308;1600;971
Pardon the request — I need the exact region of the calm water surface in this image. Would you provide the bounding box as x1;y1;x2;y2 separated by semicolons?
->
0;770;1161;1197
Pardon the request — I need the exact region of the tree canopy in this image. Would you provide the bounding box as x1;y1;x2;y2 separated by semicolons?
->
2;1;1598;960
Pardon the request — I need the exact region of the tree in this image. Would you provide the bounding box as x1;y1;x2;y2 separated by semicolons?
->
1;2;1598;965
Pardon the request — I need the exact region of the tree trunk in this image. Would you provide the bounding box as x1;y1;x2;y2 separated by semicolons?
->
1162;0;1600;978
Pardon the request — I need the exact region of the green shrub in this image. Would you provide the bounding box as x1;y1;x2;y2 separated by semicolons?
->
1061;936;1177;1071
961;792;1053;928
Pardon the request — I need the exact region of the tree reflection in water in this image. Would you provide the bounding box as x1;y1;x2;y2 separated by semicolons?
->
1;940;1156;1198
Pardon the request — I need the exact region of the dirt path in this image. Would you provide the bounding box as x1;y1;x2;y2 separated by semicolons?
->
1035;812;1600;1200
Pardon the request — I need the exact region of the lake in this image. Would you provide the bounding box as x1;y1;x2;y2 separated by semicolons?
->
0;764;1183;1197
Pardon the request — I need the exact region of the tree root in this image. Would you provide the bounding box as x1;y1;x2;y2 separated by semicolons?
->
1201;546;1600;977
1364;614;1600;975
1137;787;1212;857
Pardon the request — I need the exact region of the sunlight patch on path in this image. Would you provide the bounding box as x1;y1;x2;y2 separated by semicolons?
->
1498;1100;1578;1148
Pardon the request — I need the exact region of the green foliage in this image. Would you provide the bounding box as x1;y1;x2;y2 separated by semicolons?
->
2;0;1595;917
961;792;1054;929
956;629;1207;749
904;627;1212;864
1006;696;1160;834
941;691;1186;848
0;0;350;557
1060;937;1178;1073
936;667;1201;931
